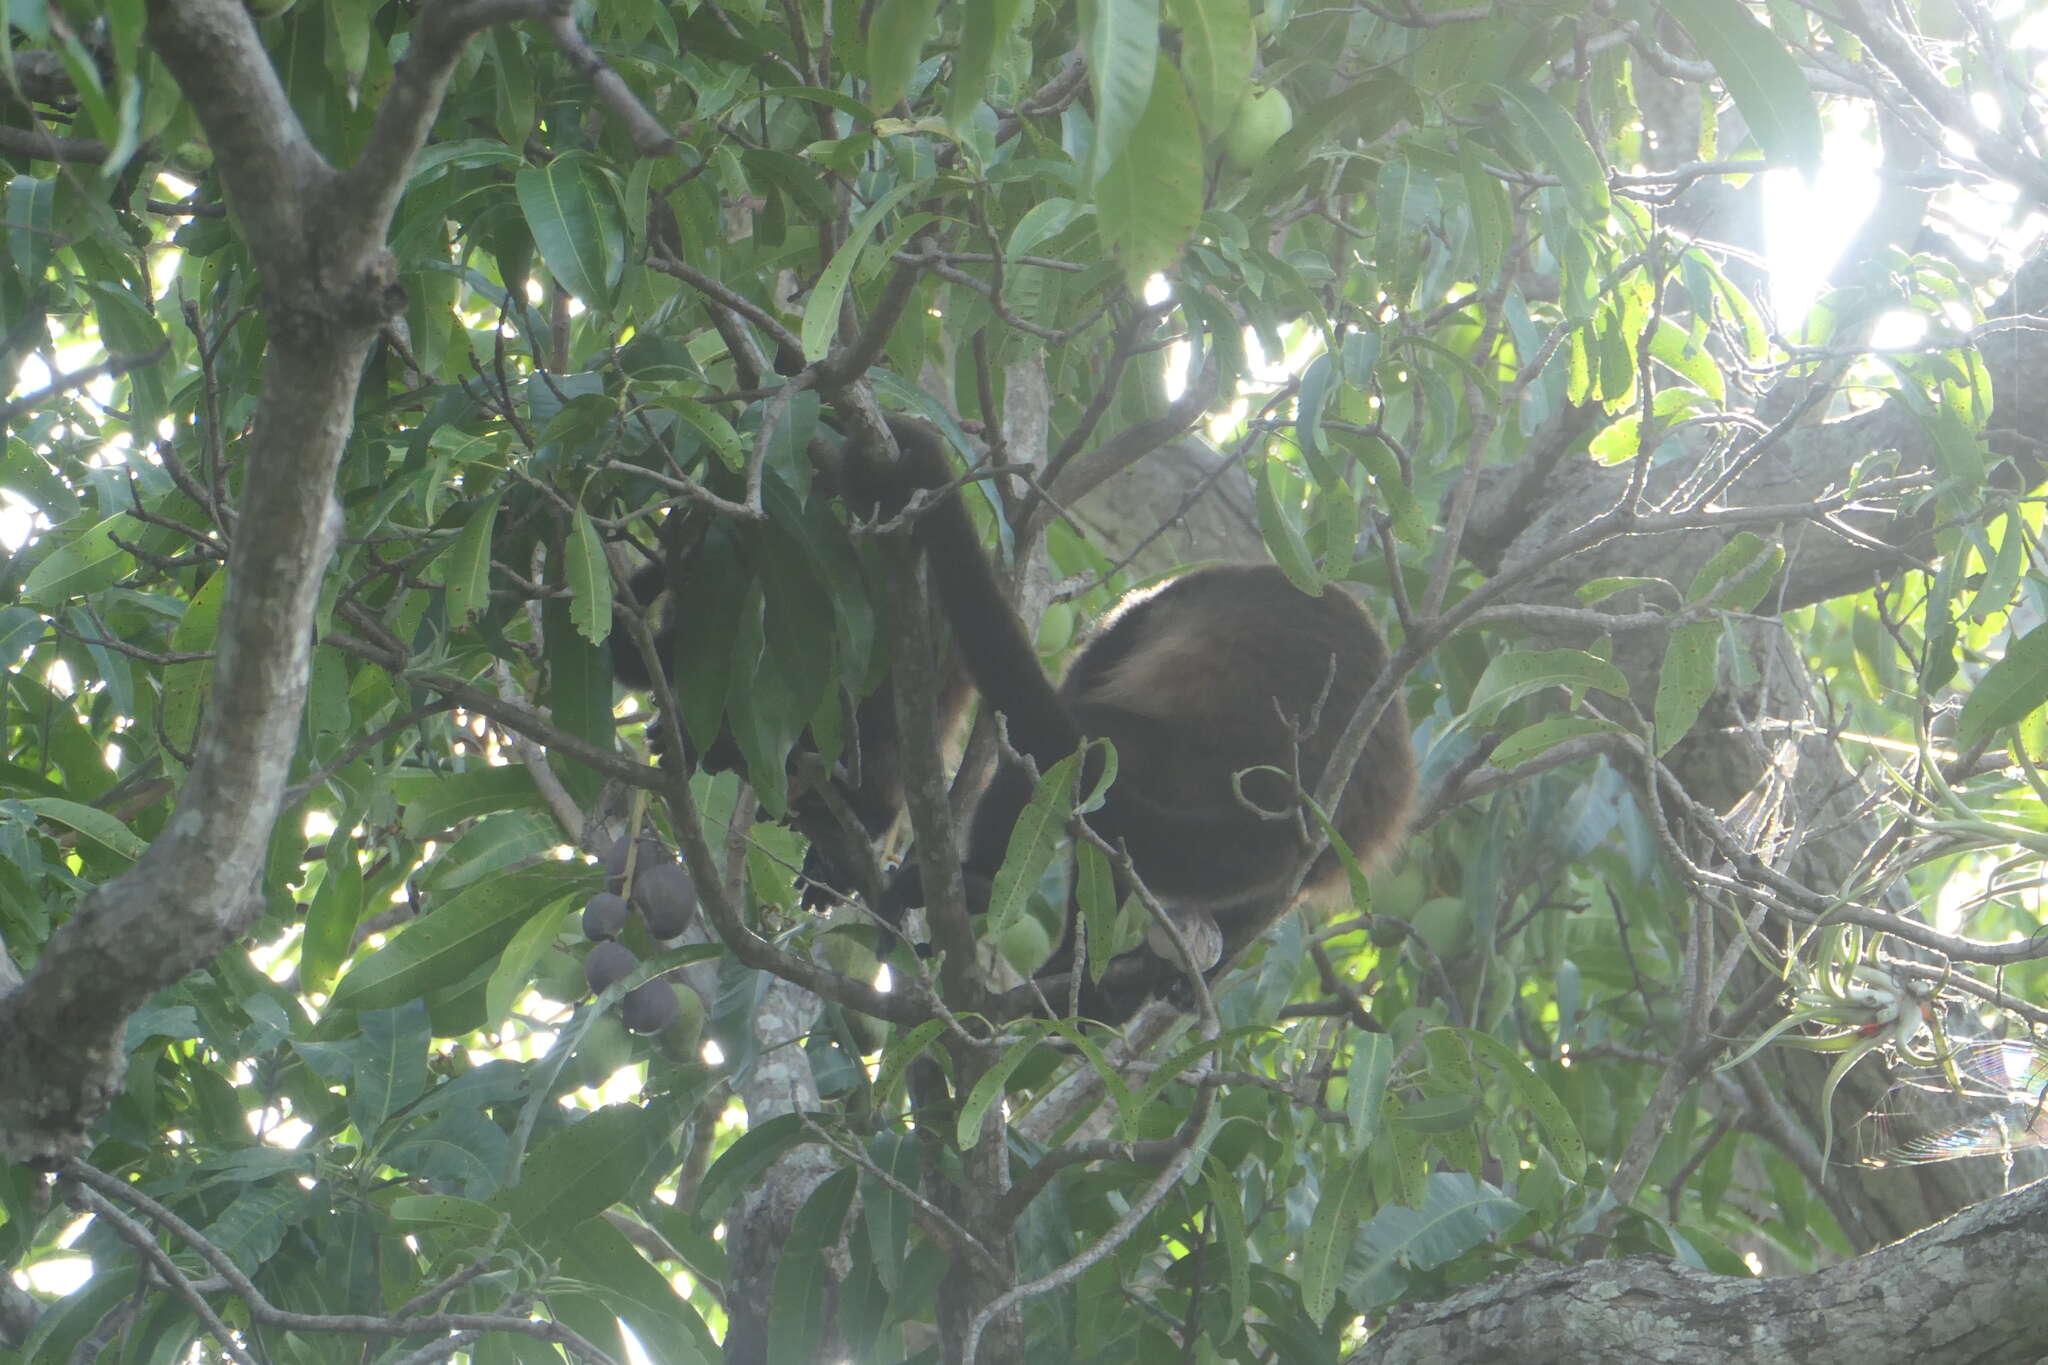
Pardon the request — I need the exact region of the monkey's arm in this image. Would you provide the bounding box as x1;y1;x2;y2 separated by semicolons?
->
609;559;668;689
877;421;1083;770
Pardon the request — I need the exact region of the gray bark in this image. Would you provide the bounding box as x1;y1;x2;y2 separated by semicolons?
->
1352;1177;2048;1365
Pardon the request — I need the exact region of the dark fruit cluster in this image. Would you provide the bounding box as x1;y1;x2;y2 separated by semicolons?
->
577;833;705;1040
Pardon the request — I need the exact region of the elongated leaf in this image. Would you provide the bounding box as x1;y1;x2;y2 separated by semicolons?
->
1488;716;1625;771
862;1132;921;1292
396;765;543;839
864;0;940;111
516;151;625;310
956;1024;1050;1149
330;864;587;1011
560;1216;719;1365
1671;0;1822;172
801;182;919;363
485;902;574;1027
566;504;612;646
160;569;229;755
986;751;1082;936
1958;622;2048;747
946;0;1028;123
1165;0;1254;133
1203;1160;1252;1334
664;396;746;472
1453;1028;1586;1180
1466;648;1628;725
1494;82;1608;220
1301;1147;1373;1323
499;1102;673;1242
439;491;502;630
695;1112;809;1222
302;825;365;996
1254;462;1321;595
1077;839;1120;983
1653;621;1720;755
1096;54;1203;288
1083;0;1163;180
20;510;137;604
763;1170;857;1365
1347;1031;1392;1145
1686;531;1781;611
20;798;143;861
873;1019;946;1110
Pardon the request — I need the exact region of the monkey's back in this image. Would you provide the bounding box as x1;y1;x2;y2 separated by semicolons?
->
1062;564;1414;913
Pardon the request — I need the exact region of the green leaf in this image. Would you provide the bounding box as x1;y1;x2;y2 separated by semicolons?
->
1653;621;1720;755
1096;54;1203;289
20;510;138;604
396;766;544;839
1076;839;1119;984
873;1019;947;1110
664;396;747;472
1083;0;1163;181
1488;716;1625;770
1577;576;1673;606
389;1195;504;1232
485;902;574;1028
438;491;502;631
986;751;1082;936
861;1132;921;1292
160;569;230;756
6;174;56;278
1466;648;1629;725
864;0;941;110
560;1216;719;1364
515;151;626;310
1346;1031;1392;1145
1453;1028;1587;1181
956;1024;1050;1149
1670;0;1822;172
349;1001;432;1142
1685;531;1782;612
1958;622;2048;748
566;504;612;646
19;798;144;861
499;1102;673;1243
801;182;919;363
1165;0;1254;133
302;824;365;996
695;1112;809;1222
1459;150;1509;289
330;863;587;1012
1301;1147;1373;1323
1203;1160;1252;1334
1494;82;1609;220
1346;1173;1524;1306
1254;461;1322;595
947;0;1029;123
765;1170;857;1365
1650;316;1725;401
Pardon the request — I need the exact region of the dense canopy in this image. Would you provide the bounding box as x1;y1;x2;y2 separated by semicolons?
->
6;2;2048;1362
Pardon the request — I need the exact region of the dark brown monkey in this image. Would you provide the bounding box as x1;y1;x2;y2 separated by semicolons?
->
862;420;1415;1018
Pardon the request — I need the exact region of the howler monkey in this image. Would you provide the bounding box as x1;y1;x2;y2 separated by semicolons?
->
857;420;1416;1018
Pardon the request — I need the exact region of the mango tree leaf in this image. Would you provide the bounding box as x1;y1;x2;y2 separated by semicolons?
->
1096;54;1203;288
1958;622;2048;748
516;151;625;310
1670;0;1822;172
1083;0;1162;180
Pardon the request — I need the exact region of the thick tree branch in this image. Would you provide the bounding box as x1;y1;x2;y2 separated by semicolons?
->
0;0;513;1162
1355;1178;2048;1365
